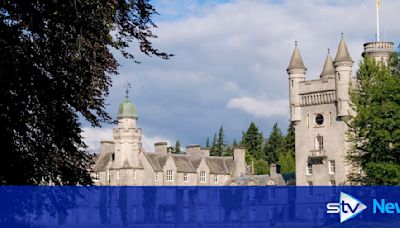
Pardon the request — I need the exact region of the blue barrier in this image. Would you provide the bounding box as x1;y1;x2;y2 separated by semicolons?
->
0;186;399;227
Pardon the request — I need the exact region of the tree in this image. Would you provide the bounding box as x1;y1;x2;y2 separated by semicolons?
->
285;122;295;156
217;126;225;156
206;137;210;148
172;140;181;154
0;0;171;185
210;133;218;156
347;55;400;185
278;152;295;173
253;159;269;175
242;123;265;160
232;139;238;147
264;123;285;164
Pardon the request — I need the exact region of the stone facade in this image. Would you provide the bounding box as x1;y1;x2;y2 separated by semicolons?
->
92;97;291;186
288;37;394;186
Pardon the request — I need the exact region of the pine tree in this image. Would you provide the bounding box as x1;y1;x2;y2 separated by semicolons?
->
242;123;265;160
210;133;218;156
206;137;210;148
347;55;400;185
264;123;285;164
278;152;295;173
233;139;238;147
285;122;295;156
173;140;181;154
217;126;225;156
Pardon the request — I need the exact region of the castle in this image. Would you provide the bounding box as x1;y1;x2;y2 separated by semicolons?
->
92;96;291;186
288;37;394;186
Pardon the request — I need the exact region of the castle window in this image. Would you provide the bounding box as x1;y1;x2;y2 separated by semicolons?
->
213;175;218;184
183;173;188;182
329;160;335;174
133;170;136;180
107;170;111;182
306;163;312;175
315;136;324;150
94;172;99;181
315;114;324;125
200;171;206;183
329;112;332;125
155;172;159;182
116;170;120;181
166;170;173;181
307;114;310;128
329;180;336;186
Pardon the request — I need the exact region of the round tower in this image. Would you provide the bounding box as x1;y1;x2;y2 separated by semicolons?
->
112;95;142;170
362;41;394;65
287;41;306;122
333;36;353;118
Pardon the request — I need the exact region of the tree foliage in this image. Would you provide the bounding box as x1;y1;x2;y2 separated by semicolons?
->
347;55;400;185
264;123;285;163
242;122;264;160
0;0;171;184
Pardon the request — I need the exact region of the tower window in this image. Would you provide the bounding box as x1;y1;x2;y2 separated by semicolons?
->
315;114;324;125
306;163;312;175
315;136;324;150
155;172;159;182
329;160;335;174
107;170;111;182
214;175;218;184
183;173;188;182
133;170;136;180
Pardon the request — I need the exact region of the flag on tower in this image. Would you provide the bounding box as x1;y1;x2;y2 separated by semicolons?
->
376;0;381;9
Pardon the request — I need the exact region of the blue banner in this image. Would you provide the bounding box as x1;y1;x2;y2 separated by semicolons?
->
1;186;400;227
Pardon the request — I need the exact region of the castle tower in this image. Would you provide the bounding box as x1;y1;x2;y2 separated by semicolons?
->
287;42;306;122
333;36;353;118
320;50;335;79
362;42;394;65
112;94;142;171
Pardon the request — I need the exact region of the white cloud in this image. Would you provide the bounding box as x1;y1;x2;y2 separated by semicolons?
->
81;127;172;153
227;96;288;118
99;0;400;144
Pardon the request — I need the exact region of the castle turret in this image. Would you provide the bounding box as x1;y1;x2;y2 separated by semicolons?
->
287;42;306;122
333;36;353;117
112;95;142;170
362;41;394;65
320;50;335;79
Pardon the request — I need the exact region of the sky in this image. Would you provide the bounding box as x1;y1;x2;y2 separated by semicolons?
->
82;0;400;152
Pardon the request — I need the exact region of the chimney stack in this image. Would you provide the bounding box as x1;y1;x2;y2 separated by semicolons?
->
233;148;246;177
270;163;280;177
155;142;168;154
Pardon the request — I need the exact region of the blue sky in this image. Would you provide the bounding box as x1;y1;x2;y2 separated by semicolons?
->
82;0;400;152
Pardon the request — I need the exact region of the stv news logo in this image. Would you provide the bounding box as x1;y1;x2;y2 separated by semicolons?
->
326;192;367;223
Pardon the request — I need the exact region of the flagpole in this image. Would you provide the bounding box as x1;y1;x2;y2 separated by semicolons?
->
376;1;380;42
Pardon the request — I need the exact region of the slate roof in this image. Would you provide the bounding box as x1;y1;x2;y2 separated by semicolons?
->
320;52;335;78
93;152;113;172
334;37;353;63
287;43;307;71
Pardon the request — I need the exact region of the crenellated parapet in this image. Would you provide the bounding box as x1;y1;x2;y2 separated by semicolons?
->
362;41;395;65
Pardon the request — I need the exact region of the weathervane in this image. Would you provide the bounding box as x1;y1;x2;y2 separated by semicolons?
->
124;82;131;98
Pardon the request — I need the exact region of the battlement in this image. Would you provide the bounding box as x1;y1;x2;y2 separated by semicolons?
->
363;41;394;56
299;78;335;95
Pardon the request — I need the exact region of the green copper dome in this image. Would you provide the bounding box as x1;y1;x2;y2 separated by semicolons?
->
117;98;138;119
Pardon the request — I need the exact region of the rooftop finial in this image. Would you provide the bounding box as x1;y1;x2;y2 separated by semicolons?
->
328;48;330;54
124;82;131;98
341;33;344;38
295;40;298;47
